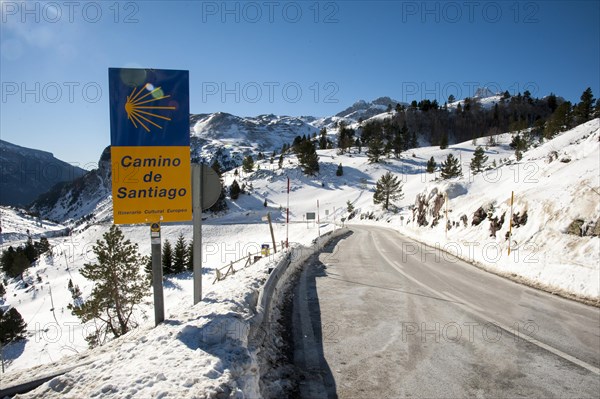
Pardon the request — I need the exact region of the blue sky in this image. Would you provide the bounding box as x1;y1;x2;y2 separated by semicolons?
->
1;0;599;167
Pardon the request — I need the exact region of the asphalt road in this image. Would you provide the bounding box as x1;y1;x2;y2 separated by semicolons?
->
291;225;600;398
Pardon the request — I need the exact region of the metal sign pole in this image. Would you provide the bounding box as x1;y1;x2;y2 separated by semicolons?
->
193;164;202;304
150;223;164;325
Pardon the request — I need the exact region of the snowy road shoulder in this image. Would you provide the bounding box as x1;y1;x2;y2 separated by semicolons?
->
4;254;277;398
4;228;347;398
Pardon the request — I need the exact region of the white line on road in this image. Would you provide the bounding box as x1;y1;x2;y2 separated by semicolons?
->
377;238;600;376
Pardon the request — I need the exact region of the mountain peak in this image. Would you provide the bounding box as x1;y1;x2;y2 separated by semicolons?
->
473;87;496;99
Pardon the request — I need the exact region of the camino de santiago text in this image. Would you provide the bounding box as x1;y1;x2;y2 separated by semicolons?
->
116;155;187;200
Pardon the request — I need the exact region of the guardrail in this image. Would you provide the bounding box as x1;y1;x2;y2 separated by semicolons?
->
250;228;349;344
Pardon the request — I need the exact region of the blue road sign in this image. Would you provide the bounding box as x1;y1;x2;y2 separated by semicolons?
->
109;68;190;147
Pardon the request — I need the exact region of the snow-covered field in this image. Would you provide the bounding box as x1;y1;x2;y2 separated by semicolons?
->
1;117;598;395
0;218;332;374
0;207;68;242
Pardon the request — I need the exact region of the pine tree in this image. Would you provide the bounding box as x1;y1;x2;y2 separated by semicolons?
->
337;125;353;154
0;307;27;345
144;257;153;281
0;282;5;297
242;155;254;173
336;163;343;176
355;138;362;153
37;237;51;254
392;130;404;158
278;154;284;169
346;200;355;214
24;236;37;264
544;102;572;139
297;140;320;175
69;225;148;347
319;128;328;149
10;252;30;279
426;156;436;173
440;132;449;149
186;241;194;272
162;239;173;275
575;87;595;123
230;180;241;200
373;172;403;210
470;146;488;174
510;134;528;161
211;159;222;175
0;247;16;276
367;134;384;163
410;132;418;149
547;93;558;113
263;199;268;207
440;154;462;179
172;234;187;274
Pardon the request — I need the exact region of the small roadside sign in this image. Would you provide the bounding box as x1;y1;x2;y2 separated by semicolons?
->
150;223;161;244
261;244;270;256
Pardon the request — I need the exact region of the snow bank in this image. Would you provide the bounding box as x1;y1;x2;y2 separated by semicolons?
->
395;119;600;301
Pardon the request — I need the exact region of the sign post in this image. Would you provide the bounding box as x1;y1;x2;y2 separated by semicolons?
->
192;163;222;304
109;67;191;326
150;223;164;325
317;200;321;238
267;212;277;254
193;164;202;305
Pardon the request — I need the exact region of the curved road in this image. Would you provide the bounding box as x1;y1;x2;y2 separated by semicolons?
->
291;225;600;398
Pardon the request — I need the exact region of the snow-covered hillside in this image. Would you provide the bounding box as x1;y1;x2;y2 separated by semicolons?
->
312;96;407;130
0;206;68;243
29;147;112;224
0;213;334;375
448;87;503;110
30;97;405;222
213;118;599;300
190;112;319;169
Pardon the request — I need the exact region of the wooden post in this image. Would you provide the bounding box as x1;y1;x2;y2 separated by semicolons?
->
508;191;514;256
267;212;277;254
286;177;290;249
445;193;449;239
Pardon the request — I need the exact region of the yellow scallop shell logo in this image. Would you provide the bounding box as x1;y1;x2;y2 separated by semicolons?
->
125;83;176;132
